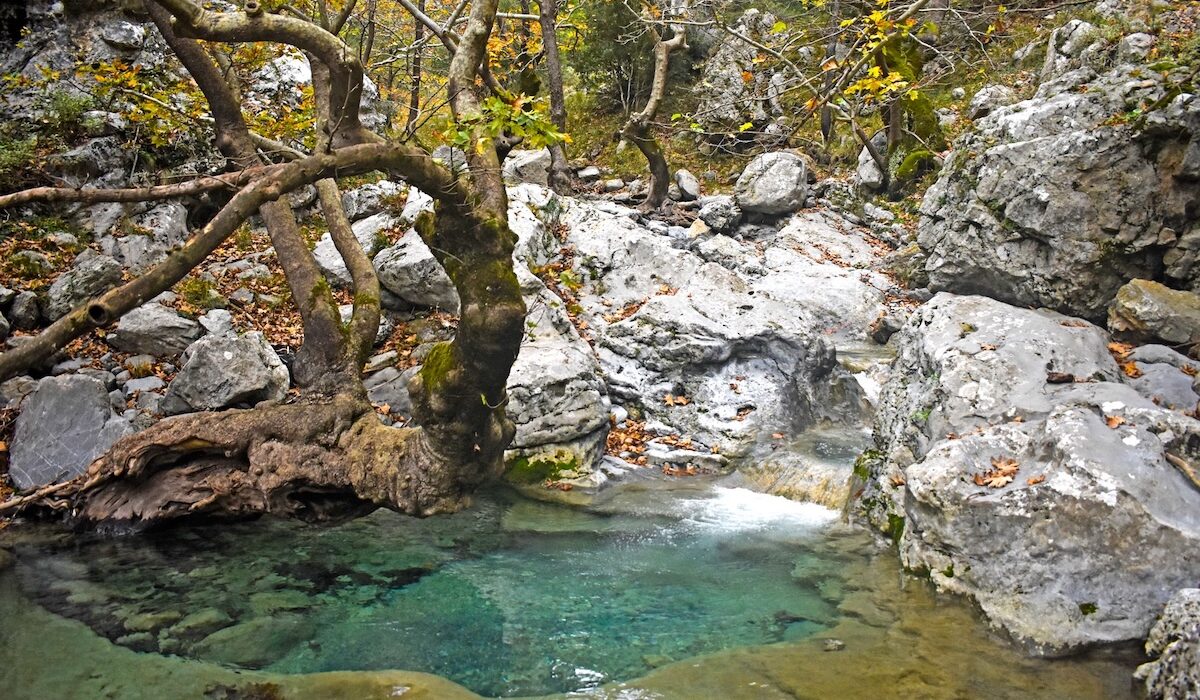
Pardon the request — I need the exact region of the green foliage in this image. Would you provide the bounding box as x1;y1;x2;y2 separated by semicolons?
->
567;0;658;111
451;95;568;153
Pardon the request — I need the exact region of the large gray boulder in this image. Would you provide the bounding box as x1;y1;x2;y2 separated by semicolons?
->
734;152;808;215
162;332;289;414
551;195;865;459
99;202;190;273
372;229;459;310
919;52;1200;319
43;252;123;321
107;303;202;356
858;293;1200;655
9;375;133;490
1137;588;1200;700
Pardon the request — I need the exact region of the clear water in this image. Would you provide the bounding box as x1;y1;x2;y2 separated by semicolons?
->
7;484;852;697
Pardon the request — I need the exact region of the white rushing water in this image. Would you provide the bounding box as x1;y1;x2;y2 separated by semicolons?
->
675;487;840;533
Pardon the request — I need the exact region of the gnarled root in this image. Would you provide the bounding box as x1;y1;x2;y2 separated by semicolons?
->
7;392;488;530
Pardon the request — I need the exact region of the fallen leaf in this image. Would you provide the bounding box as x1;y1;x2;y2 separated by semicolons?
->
1060;320;1090;328
984;472;1014;488
771;432;785;440
1108;341;1134;359
1105;415;1127;429
991;456;1019;477
1026;475;1045;485
1184;365;1198;377
890;474;906;487
1046;372;1076;384
1120;361;1144;379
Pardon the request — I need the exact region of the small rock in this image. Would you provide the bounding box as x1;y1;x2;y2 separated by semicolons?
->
735;152;808;215
162;332;289;413
198;309;234;336
603;178;625;193
44;253;122;321
1108;279;1200;346
123;376;165;396
576;166;602;182
107;303;203;356
823;638;847;652
674;169;701;201
10;292;39;330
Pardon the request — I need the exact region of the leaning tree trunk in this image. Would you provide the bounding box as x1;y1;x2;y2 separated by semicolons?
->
619;24;685;210
0;0;526;529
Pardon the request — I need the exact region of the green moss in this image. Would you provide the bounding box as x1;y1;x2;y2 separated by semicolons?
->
1078;602;1098;616
941;563;955;578
886;514;905;546
911;407;932;424
895;149;936;183
853;449;883;481
419;342;457;392
504;455;580;484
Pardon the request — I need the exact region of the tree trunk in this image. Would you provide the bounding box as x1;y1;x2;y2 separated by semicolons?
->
619;24;685;211
538;0;571;191
406;0;425;134
0;0;526;529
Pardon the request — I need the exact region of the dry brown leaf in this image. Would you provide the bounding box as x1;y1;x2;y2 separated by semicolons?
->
1026;475;1046;485
771;432;785;440
1184;365;1199;377
890;474;906;487
1120;361;1144;379
1046;372;1076;384
1105;415;1127;429
1060;320;1090;328
984;473;1014;488
1108;341;1134;359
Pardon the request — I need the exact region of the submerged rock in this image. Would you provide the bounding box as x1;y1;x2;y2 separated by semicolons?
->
191;613;314;668
1137;588;1200;700
859;293;1200;655
9;375;133;490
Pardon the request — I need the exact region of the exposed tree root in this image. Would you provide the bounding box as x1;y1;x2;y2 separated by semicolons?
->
2;393;498;530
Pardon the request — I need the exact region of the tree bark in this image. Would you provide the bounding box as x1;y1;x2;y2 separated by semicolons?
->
538;0;571;192
619;24;685;210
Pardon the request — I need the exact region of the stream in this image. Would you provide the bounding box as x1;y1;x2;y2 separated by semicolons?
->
0;478;1142;699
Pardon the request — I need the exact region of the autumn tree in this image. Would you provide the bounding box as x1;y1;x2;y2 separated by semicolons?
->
0;0;551;527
